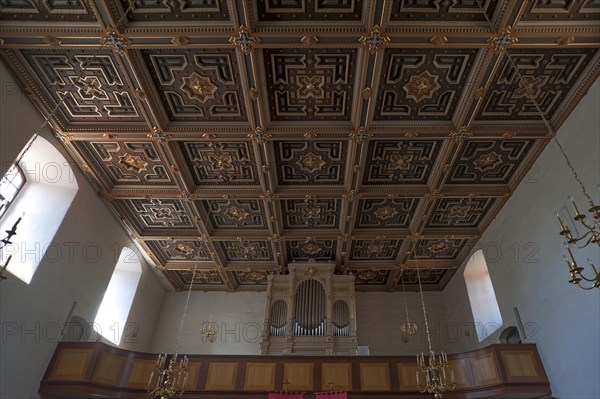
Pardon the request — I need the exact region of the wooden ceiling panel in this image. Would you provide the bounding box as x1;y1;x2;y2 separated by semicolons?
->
140;48;250;125
0;1;97;22
361;140;443;186
476;48;599;123
261;48;361;126
371;48;480;123
72;139;177;190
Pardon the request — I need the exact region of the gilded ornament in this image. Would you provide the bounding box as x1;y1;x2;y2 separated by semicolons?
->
473;87;486;99
350;127;372;143
374;205;398;221
248;127;271;144
358;270;377;281
225;206;250;221
147;127;171;142
77;76;104;98
120;153;148;173
229;25;259;55
474;152;501;170
301;35;319;45
359;25;390;55
171;36;189;46
298;75;324;98
152;207;173;219
248;87;259;101
175;243;194;255
448;205;470;219
430;36;448;46
182;73;218;102
487;26;517;52
302;242;322;255
246;271;265;282
449;127;472;143
388;154;412;171
100;29;130;55
557;36;575;46
428;241;448;253
43;35;61;47
302;206;321;220
404;71;440;102
297;152;326;173
210;154;234;171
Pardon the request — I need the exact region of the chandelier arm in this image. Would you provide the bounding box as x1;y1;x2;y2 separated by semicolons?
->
578;274;599;283
575;218;598;232
578;283;599;290
568;233;597;248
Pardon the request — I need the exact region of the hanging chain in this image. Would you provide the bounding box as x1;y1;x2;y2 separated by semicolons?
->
401;272;412;325
175;258;199;353
209;290;217;324
398;171;416;329
413;237;433;353
475;0;595;205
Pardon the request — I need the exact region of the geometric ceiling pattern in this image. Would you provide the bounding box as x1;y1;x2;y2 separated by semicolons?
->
1;0;598;291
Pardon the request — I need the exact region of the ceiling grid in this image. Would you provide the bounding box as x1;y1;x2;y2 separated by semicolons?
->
1;0;598;291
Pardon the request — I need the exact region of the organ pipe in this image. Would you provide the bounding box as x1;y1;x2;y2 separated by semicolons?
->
292;279;327;336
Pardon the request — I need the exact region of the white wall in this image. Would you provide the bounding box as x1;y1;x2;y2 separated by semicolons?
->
150;291;266;355
151;290;466;357
0;60;165;398
442;79;600;398
356;291;475;355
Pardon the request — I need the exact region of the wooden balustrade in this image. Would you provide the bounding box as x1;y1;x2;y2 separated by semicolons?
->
39;342;551;398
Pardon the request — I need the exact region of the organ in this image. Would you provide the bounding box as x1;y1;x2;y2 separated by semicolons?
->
260;262;358;355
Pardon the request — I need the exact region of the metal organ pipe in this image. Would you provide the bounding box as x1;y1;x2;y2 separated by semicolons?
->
332;300;350;337
269;300;287;337
292;279;327;336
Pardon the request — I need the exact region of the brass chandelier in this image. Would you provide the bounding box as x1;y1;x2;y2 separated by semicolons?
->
200;292;218;343
412;238;456;398
146;263;197;398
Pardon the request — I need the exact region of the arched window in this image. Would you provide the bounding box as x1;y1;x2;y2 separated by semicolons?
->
94;246;142;346
464;249;503;342
0;137;79;283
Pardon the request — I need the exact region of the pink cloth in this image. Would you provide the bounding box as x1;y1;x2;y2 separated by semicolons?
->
315;392;348;399
268;392;304;399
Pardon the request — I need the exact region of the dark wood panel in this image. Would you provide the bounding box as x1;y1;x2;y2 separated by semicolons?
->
39;342;552;398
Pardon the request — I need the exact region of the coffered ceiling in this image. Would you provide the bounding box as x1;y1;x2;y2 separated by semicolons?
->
1;0;599;291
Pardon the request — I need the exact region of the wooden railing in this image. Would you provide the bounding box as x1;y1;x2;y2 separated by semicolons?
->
39;342;551;398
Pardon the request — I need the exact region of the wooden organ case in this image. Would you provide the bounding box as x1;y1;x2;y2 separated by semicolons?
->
260;262;358;355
